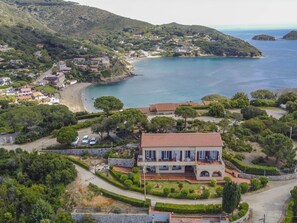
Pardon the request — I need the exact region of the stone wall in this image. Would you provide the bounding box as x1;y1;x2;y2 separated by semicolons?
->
71;213;152;223
239;172;297;181
46;148;112;156
108;158;135;168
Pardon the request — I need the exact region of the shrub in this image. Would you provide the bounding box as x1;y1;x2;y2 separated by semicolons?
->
95;172;127;190
250;178;261;191
128;172;134;180
240;183;250;194
180;189;189;197
133;174;140;185
111;207;121;214
210;179;217;187
200;189;210;199
163;188;170;197
146;184;153;193
120;174;128;182
132;167;140;173
89;184;150;207
124;179;133;188
283;199;294;223
229;202;249;222
259;176;269;187
155;203;222;214
189;189;195;194
250;99;277;107
224;176;232;183
216;187;223;197
170;188;176;193
241;106;267;120
234;153;245;161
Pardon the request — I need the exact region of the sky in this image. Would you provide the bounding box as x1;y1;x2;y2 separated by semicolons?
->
70;0;297;29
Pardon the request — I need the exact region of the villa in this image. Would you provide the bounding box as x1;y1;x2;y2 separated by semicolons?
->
137;133;225;180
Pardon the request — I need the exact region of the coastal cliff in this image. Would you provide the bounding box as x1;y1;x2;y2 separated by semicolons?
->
283;31;297;40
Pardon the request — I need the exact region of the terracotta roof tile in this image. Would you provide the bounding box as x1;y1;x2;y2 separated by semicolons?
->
141;133;223;148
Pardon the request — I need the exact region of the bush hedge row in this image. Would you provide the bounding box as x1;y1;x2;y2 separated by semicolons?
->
223;152;280;175
76;112;103;120
88;183;150;207
155;202;222;214
65;156;90;170
282;199;294;223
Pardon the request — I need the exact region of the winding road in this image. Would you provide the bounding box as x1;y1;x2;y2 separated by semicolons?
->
76;165;297;223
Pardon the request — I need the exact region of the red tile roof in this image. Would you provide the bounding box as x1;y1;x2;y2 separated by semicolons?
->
141;133;223;148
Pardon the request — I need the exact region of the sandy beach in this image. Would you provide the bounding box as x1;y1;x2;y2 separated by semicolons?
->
59;82;92;113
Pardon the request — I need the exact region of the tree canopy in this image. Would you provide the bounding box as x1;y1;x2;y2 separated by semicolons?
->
175;106;197;129
94;96;124;115
241;106;267;120
263;133;296;165
151;116;176;133
57;126;78;145
251;89;276;100
208;102;225;118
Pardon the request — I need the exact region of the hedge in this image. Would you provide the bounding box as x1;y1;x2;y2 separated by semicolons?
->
282;199;294;223
76;112;103;120
66;156;90;170
88;183;151;207
223;152;280;175
95;171;127;190
229;202;249;222
155;202;222;214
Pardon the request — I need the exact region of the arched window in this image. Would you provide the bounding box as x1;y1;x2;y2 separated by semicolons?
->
212;171;222;177
200;171;210;177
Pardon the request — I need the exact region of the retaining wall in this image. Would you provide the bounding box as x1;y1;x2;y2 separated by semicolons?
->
46;148;112;156
71;213;151;223
108;158;135;167
239;172;297;181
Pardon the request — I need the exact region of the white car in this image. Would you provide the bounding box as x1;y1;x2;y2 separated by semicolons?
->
71;137;79;146
81;135;89;144
89;137;98;145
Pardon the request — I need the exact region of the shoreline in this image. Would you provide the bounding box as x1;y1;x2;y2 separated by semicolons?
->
59;82;92;113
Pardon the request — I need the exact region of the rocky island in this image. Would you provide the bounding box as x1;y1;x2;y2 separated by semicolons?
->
283;31;297;40
252;34;276;41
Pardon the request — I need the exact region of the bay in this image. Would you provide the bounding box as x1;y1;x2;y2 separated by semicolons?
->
83;29;297;111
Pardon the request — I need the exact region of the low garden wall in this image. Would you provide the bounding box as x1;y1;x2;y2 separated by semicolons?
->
231;208;250;223
239;172;297;181
108;158;135;167
46;148;112;156
71;213;151;223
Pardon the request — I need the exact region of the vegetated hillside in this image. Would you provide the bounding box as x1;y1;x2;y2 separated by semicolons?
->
283;31;297;40
8;0;152;37
5;0;262;57
252;34;276;41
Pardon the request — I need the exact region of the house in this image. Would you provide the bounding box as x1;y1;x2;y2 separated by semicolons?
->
18;86;32;96
137;133;225;180
73;58;86;63
32;92;46;100
148;102;203;115
0;77;11;86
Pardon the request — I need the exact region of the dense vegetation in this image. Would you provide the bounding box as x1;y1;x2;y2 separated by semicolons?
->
0;148;77;223
1;0;262;58
252;34;276;41
0;104;77;144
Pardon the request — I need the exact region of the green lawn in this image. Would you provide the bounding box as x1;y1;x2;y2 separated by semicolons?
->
147;181;219;197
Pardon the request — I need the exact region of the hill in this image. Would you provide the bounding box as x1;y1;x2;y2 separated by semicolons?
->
283;31;297;40
252;34;276;41
3;0;262;58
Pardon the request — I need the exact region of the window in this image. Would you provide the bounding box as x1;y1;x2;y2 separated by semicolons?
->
199;151;206;159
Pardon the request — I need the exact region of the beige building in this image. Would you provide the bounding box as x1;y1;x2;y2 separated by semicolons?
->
137;133;225;180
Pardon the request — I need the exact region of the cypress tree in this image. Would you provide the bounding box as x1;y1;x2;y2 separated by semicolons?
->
222;181;241;214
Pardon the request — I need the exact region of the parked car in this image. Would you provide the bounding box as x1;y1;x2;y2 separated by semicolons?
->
71;136;79;146
89;137;98;145
81;135;89;144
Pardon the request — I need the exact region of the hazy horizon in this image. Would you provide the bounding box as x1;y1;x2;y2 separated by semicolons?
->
69;0;297;30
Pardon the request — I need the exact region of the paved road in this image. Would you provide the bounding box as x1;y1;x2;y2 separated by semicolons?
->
1;128;93;151
77;165;297;223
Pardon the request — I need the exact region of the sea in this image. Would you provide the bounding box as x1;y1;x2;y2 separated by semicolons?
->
83;29;297;112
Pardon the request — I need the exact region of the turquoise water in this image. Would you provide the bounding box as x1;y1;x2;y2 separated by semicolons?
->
83;29;297;111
